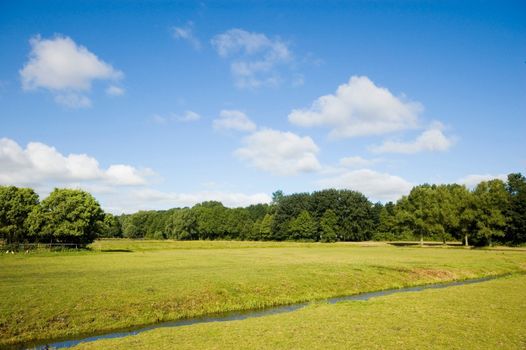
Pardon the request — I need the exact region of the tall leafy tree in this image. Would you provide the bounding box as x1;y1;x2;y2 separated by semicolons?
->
26;188;104;244
472;180;508;246
174;209;199;240
193;201;228;240
288;210;318;241
319;209;338;242
505;173;526;244
272;192;311;240
0;186;39;244
100;213;122;238
446;184;477;246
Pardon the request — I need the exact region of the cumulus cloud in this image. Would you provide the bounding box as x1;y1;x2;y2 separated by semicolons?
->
235;128;321;176
457;174;507;188
370;122;454;154
318;169;413;202
0;138;152;187
105;189;272;213
105;85;125;96
339;156;379;168
20;35;123;106
288;76;422;138
211;29;293;88
213;110;257;132
171;23;202;50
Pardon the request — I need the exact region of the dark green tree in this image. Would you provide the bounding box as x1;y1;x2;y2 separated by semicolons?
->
100;213;122;238
271;190;284;205
505;173;526;244
0;186;39;244
166;208;198;240
319;209;338;242
472;180;508;246
288;210;317;241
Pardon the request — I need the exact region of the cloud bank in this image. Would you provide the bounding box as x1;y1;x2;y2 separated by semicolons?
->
318;168;413;202
0;138;151;187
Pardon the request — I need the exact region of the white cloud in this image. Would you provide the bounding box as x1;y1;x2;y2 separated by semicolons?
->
171;23;202;50
107;189;271;213
0;138;151;187
20;35;123;106
176;110;201;122
213;110;257;132
370;122;454;154
106;85;125;96
318;169;413;202
457;174;507;188
151;110;201;124
235;128;321;176
339;156;379;168
54;93;92;109
288;76;422;138
211;29;293;88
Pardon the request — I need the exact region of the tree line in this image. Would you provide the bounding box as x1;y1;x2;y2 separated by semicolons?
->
1;173;525;247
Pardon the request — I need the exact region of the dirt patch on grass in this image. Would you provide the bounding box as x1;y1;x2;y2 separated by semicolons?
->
410;268;457;280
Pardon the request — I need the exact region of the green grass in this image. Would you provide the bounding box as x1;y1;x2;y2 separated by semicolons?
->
1;239;525;347
75;274;526;349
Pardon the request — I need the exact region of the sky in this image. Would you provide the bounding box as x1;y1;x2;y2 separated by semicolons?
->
0;0;525;213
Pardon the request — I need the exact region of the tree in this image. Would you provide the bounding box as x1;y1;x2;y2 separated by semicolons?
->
272;192;311;240
448;185;476;246
319;209;338;242
472;180;508;246
271;190;284;205
26;188;104;244
395;185;439;246
505;173;526;244
100;213;122;238
337;190;375;241
288;210;317;241
260;214;274;240
374;202;399;240
0;186;39;244
166;208;198;240
193;201;228;240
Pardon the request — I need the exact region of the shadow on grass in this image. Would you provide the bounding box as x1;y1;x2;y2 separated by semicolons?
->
98;249;133;253
388;242;463;247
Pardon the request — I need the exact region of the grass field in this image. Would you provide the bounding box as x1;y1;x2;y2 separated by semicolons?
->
74;274;526;349
1;239;525;347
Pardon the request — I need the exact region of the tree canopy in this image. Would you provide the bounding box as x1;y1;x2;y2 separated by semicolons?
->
1;173;525;247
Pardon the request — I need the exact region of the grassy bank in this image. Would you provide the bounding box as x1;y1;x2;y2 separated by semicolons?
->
75;274;526;349
1;240;525;347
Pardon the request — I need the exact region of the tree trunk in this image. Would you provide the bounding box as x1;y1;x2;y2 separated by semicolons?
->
464;233;469;247
420;233;423;246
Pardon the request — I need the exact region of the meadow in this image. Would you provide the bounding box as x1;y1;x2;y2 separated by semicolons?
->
1;240;525;348
74;274;526;349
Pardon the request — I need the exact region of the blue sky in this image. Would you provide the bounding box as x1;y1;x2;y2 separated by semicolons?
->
0;0;525;213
